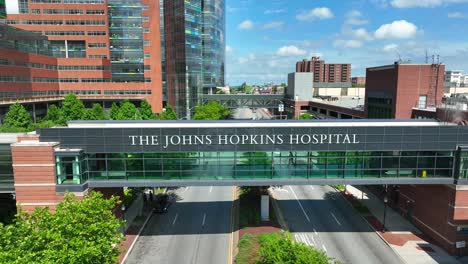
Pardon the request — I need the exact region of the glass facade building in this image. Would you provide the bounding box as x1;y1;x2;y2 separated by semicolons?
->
0;144;13;192
163;0;225;118
108;0;145;82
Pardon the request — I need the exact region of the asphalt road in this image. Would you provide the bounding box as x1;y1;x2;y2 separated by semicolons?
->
125;186;234;264
272;185;402;264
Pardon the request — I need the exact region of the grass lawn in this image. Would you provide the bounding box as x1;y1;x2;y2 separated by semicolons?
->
236;234;260;264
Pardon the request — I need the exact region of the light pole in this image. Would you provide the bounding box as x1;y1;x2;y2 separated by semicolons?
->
383;195;388;232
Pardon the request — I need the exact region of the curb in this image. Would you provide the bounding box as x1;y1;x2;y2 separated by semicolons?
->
268;188;289;231
121;187;167;264
336;187;407;264
120;212;153;264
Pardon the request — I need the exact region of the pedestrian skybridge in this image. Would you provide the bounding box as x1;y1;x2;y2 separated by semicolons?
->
36;120;468;192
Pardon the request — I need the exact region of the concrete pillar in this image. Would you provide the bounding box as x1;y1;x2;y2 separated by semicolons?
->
261;195;269;221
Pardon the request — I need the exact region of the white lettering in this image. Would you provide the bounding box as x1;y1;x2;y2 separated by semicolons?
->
241;135;249;144
343;134;351;144
182;135;192;145
163;135;169;149
250;135;258;144
301;134;311;144
205;135;213;145
277;135;284;144
194;135;204;145
170;135;181;145
312;134;319;144
290;134;300;144
266;135;276;145
151;135;159;145
229;135;240;145
140;135;149;146
129;135;138;146
219;135;228;145
320;134;327;144
353;134;360;144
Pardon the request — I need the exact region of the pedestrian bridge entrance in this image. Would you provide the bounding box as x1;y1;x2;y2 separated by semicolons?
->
35;120;468;192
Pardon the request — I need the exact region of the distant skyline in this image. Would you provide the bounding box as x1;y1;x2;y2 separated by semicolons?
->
226;0;468;85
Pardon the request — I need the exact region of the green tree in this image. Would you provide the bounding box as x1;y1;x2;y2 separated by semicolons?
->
44;104;65;125
158;104;178;120
83;103;107;120
0;192;124;264
62;94;85;122
298;113;316;120
119;100;140;120
109;102;121;120
258;232;336;264
2;103;32;130
139;100;156;120
193;101;230;120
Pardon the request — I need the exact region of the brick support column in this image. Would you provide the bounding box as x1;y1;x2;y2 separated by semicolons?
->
12;135;61;212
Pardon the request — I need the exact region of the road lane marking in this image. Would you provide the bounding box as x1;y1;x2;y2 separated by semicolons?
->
310;186;314;190
309;234;316;245
313;228;318;235
172;213;178;226
209;186;213;193
331;212;341;226
322;245;327;252
289;186;310;223
202;213;206;226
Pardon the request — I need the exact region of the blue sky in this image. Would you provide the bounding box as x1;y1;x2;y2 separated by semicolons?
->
225;0;468;85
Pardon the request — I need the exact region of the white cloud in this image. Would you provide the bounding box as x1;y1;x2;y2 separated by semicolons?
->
374;20;418;39
390;0;468;8
264;9;286;14
448;12;466;18
226;45;233;53
263;21;284;29
345;10;368;25
237;53;256;64
383;43;399;52
352;28;374;41
296;7;334;21
333;40;363;48
238;20;254;30
276;45;307;56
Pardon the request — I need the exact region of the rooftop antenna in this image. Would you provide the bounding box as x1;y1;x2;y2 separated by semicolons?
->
396;51;402;63
425;50;429;64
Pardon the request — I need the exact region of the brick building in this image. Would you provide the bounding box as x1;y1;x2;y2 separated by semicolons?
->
296;56;351;83
365;62;445;119
351;76;366;86
1;0;163;112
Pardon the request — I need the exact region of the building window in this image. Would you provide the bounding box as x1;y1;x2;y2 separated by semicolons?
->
143;28;150;33
19;0;29;14
87;31;106;36
31;9;41;14
143;16;149;22
144;40;150;46
418;95;427;109
86;10;105;15
88;43;107;48
144;53;150;58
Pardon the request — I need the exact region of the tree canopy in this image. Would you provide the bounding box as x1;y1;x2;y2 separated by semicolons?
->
119;100;140;120
158;104;178;120
139;100;157;120
193;101;230;120
2;103;32;130
62;94;86;122
0;192;124;264
83;103;107;121
298;113;316;120
44;104;65;125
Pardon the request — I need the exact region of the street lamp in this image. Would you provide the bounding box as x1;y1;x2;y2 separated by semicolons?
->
383;195;388;232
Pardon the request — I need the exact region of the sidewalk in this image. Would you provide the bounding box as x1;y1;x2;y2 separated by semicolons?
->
345;185;462;264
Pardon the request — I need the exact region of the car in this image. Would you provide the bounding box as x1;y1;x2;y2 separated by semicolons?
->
152;194;170;214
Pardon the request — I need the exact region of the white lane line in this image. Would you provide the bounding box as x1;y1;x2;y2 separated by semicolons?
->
180;187;190;194
294;234;300;242
289;186;310;223
310;186;314;190
209;186;213;193
322;245;327;253
172;213;178;226
306;234;315;246
331;212;341;226
309;234;316;245
300;234;309;245
202;213;206;226
313;228;318;235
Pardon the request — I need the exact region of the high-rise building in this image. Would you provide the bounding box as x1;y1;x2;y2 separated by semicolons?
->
163;0;225;119
0;0;163;112
296;56;351;83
